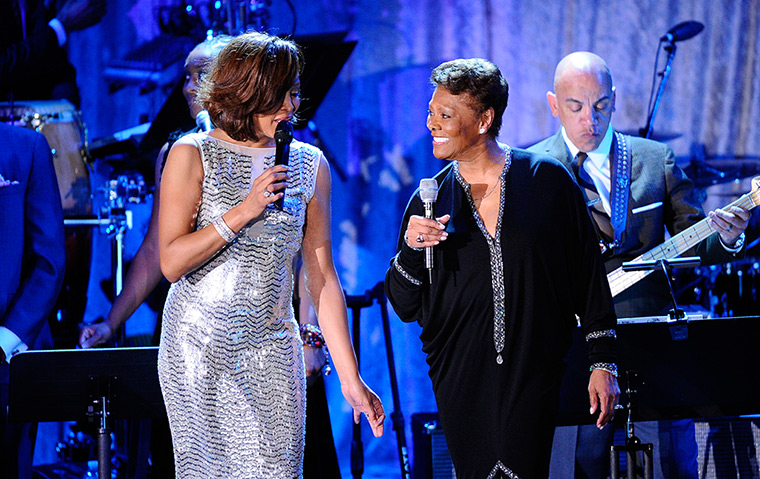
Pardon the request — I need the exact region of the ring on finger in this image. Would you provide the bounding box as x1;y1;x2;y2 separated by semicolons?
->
416;233;424;243
264;189;272;197
728;225;733;232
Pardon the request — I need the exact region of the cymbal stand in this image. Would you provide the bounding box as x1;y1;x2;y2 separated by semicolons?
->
610;371;653;479
345;282;411;479
64;209;132;346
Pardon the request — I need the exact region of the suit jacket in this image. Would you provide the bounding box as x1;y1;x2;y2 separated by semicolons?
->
0;123;65;377
0;0;79;105
529;130;740;317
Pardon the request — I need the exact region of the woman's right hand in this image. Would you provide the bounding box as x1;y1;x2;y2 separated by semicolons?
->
239;165;289;220
341;376;385;437
406;214;450;248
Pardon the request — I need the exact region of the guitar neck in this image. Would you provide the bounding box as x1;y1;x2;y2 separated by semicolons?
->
607;193;756;298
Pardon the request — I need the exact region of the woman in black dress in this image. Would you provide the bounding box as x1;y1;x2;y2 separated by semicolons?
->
385;58;620;478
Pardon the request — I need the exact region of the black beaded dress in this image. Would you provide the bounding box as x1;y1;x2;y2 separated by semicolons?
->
385;147;617;479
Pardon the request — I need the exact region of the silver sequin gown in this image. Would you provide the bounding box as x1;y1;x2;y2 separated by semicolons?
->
158;133;320;478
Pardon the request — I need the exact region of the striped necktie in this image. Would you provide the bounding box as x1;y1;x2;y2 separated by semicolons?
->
575;152;614;240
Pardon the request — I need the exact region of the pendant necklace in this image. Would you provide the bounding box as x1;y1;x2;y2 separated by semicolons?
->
473;177;501;201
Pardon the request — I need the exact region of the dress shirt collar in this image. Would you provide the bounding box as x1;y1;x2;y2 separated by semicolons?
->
561;125;614;168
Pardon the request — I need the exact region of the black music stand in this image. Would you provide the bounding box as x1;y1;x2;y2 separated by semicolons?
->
611;257;700;477
557;254;760;479
346;282;411;479
610;371;653;479
8;347;164;479
622;256;702;341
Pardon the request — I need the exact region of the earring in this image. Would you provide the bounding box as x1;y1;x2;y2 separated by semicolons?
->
479;128;486;134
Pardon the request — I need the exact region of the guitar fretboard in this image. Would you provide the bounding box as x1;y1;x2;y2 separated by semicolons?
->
608;192;758;297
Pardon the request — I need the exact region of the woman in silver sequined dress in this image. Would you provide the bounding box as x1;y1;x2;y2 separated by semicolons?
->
157;32;385;478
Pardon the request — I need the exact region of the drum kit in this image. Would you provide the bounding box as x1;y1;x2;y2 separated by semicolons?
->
1;100;147;347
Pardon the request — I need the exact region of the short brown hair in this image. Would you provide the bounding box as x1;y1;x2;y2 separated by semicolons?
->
198;32;303;142
430;59;508;138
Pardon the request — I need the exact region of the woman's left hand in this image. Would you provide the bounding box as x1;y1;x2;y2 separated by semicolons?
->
341;377;385;437
588;369;620;429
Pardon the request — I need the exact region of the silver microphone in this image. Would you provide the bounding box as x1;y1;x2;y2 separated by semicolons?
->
419;178;439;282
195;110;213;132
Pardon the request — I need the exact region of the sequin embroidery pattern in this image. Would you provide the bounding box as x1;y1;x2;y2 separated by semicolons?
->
158;133;320;478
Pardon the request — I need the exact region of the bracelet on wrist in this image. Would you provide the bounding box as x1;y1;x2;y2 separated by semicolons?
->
300;323;325;347
300;324;331;375
589;362;618;378
212;216;237;243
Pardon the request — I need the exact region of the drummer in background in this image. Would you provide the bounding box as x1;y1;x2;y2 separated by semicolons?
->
78;35;234;352
0;0;106;107
528;51;751;479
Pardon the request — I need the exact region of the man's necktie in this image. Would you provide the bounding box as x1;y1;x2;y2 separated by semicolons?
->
575;152;614;240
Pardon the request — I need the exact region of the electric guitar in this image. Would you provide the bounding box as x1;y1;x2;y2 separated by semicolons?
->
607;176;760;297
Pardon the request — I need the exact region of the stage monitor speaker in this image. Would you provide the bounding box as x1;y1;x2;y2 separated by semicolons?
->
411;413;455;479
695;417;760;478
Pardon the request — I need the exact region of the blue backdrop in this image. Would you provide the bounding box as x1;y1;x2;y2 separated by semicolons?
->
61;0;760;474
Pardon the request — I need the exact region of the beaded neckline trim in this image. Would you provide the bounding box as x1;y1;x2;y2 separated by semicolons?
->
453;146;512;364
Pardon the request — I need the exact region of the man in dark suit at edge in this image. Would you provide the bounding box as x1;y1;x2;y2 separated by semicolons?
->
528;51;750;479
0;123;66;479
0;0;106;107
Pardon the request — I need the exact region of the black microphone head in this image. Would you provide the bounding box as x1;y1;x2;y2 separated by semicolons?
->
662;20;704;42
275;120;294;145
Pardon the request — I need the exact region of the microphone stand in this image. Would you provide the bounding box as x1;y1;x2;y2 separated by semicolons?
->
345;282;411;479
641;41;677;139
64;210;132;346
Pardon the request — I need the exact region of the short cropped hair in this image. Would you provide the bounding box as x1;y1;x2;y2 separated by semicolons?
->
430;59;508;138
190;34;233;65
198;32;303;142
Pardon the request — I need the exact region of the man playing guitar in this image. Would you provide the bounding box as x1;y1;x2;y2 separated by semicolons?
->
529;51;751;479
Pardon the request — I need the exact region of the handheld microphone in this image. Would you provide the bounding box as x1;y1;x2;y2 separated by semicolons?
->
195;110;213;132
419;178;439;283
274;120;294;209
660;20;704;43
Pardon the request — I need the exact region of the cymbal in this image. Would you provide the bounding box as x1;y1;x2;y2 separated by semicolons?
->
684;158;760;188
619;129;683;141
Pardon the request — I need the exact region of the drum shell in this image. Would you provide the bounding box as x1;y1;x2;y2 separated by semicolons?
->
35;113;92;217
